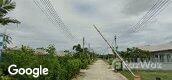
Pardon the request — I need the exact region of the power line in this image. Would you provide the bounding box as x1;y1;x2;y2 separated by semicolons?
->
133;0;170;32
129;0;163;32
125;0;170;35
33;0;71;39
131;0;165;32
41;0;74;39
44;0;73;38
45;0;79;41
34;0;77;42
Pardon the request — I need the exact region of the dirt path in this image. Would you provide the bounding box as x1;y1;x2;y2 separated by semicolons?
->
73;60;128;80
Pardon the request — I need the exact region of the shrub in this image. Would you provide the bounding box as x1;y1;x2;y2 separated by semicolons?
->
0;45;96;80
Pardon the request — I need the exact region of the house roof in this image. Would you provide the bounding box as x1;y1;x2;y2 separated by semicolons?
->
139;42;172;52
56;50;68;56
35;48;48;55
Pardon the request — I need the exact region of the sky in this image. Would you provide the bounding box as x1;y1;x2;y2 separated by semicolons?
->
1;0;172;54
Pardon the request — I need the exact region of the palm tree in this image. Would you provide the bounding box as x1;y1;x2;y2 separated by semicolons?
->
0;0;20;25
73;44;83;52
0;0;20;51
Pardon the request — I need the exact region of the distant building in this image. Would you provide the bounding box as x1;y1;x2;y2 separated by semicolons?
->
139;42;172;70
34;48;68;56
139;42;172;63
35;48;48;55
56;50;68;56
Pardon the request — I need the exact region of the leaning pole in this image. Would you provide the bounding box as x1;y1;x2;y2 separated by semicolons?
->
93;25;141;80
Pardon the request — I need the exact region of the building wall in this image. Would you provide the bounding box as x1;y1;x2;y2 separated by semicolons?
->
151;50;172;63
123;50;172;70
149;50;172;70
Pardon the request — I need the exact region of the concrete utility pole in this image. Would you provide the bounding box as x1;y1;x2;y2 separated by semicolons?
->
114;35;118;58
88;43;92;59
114;35;118;51
88;43;91;51
83;37;85;54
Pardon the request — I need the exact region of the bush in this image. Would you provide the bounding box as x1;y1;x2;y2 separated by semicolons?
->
66;59;81;79
0;45;96;80
0;47;62;80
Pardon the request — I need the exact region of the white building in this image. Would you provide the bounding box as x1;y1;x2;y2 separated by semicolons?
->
140;42;172;62
139;42;172;70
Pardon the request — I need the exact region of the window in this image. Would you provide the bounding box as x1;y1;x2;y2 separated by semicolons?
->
154;55;159;62
155;55;158;58
0;42;2;46
160;54;164;62
167;54;171;62
0;42;3;50
0;36;3;42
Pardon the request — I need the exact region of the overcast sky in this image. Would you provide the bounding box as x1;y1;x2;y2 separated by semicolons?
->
1;0;172;53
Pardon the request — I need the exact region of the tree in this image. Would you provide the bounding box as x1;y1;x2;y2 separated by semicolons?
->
73;44;83;52
0;0;20;25
46;44;56;55
120;47;150;62
0;0;20;50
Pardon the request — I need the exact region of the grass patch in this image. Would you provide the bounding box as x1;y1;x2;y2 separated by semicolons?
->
120;70;172;80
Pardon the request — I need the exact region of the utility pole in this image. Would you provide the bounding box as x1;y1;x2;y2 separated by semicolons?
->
82;37;90;59
114;35;118;59
88;43;91;60
83;37;85;54
114;35;118;51
88;43;91;51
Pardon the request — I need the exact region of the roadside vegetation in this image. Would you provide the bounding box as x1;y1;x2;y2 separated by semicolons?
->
98;47;150;64
0;0;97;79
0;44;96;80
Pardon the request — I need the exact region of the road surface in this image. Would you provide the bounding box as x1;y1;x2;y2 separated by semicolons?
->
73;60;128;80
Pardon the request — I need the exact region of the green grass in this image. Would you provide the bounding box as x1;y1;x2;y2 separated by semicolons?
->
120;70;172;80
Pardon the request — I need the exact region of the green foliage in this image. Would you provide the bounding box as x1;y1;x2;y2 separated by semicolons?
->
0;44;96;80
72;44;96;69
46;44;56;55
98;47;150;65
120;47;150;61
73;44;82;52
0;0;20;25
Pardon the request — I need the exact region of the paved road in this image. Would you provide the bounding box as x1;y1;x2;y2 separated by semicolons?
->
73;60;128;80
